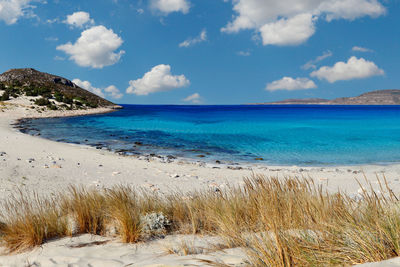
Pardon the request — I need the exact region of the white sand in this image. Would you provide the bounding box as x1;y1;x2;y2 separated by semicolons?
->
1;100;400;266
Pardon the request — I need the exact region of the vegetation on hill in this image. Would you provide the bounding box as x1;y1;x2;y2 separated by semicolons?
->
1;175;400;266
0;68;116;110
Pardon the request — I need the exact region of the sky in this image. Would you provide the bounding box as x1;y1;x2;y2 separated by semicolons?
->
0;0;399;105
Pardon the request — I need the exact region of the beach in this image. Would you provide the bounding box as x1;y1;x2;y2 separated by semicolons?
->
1;101;400;266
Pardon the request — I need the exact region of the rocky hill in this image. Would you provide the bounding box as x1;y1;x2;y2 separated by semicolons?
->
0;68;118;110
257;89;400;105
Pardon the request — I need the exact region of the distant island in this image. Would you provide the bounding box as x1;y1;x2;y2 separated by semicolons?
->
252;90;400;105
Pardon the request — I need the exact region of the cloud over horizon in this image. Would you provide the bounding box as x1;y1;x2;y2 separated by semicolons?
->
126;64;190;96
310;56;384;83
266;77;317;91
73;78;123;99
183;93;201;103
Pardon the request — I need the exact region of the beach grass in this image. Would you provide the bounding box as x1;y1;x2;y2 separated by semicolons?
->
1;175;400;266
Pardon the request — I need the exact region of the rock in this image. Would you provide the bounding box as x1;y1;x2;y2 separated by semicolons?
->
197;155;206;158
140;212;170;236
170;173;179;178
112;171;121;176
255;157;264;161
0;152;6;156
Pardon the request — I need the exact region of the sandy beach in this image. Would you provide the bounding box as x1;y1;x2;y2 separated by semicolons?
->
1;101;400;266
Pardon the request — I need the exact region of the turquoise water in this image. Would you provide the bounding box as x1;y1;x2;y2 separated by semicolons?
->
18;105;400;166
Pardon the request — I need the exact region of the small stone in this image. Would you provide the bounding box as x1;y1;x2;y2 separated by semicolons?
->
197;155;205;158
255;157;264;161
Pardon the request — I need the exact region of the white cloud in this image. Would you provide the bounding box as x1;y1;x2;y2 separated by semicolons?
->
259;13;316;46
65;11;94;28
222;0;386;46
183;93;201;103
150;0;190;14
73;79;123;99
310;56;384;83
352;46;373;52
57;25;125;69
237;50;251;56
266;77;317;91
302;50;333;70
45;36;59;42
104;85;123;99
126;64;190;96
0;0;37;25
73;79;105;98
179;29;207;47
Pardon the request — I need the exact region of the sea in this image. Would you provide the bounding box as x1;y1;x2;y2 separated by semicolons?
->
17;105;400;166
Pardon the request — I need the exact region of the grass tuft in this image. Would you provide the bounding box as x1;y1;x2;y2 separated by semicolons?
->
1;175;400;266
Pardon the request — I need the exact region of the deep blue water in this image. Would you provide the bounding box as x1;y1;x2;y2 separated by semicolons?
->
18;105;400;166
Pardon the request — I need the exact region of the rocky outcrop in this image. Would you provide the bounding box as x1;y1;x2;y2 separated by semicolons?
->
0;68;118;108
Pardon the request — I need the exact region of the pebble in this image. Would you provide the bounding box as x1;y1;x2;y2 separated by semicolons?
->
112;171;121;176
26;158;35;163
170;173;179;178
0;152;6;156
51;164;62;169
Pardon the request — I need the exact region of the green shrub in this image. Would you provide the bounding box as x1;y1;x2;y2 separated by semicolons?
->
54;91;64;102
1;91;9;101
34;97;50;106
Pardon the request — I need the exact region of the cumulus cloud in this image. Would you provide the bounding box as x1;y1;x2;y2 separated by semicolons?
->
310;56;384;83
73;79;105;98
126;64;190;96
352;46;373;52
266;77;317;91
65;11;94;28
259;13;316;46
302;50;333;70
104;85;123;99
179;29;207;47
57;25;125;69
150;0;190;14
0;0;37;25
73;79;123;99
183;93;201;103
222;0;386;46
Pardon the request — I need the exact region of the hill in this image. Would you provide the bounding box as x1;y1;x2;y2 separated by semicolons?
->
0;68;118;110
255;89;400;105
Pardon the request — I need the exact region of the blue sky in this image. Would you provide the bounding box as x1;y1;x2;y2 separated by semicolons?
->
0;0;399;104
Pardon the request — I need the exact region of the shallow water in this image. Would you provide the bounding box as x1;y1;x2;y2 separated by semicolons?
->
18;105;400;166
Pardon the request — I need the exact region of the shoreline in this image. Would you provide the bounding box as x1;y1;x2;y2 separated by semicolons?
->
3;103;400;266
13;110;400;169
1;103;400;195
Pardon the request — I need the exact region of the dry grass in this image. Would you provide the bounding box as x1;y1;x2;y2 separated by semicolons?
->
1;175;400;266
